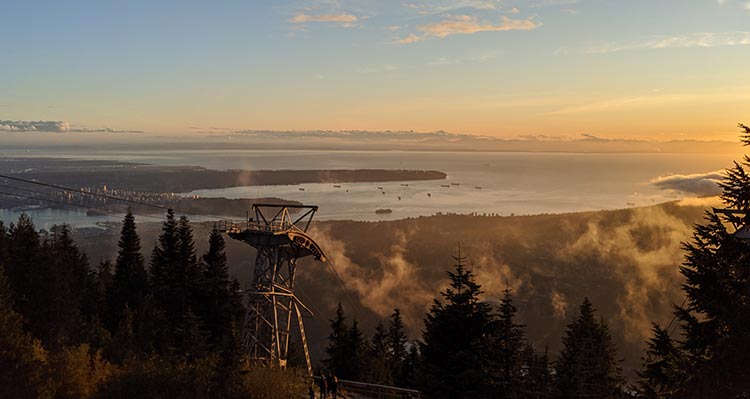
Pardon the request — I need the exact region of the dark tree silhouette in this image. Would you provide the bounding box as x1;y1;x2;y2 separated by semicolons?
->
346;319;370;381
324;303;350;376
554;298;623;399
419;249;496;398
199;227;235;350
0;221;7;265
401;341;421;389
150;211;206;356
489;288;527;398
109;210;149;331
389;308;408;385
368;320;393;385
0;264;47;398
150;209;179;307
5;215;43;329
521;344;552;399
638;323;684;398
666;123;750;397
94;260;114;343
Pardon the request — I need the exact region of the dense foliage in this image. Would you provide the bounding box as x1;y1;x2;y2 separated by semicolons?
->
0;210;301;398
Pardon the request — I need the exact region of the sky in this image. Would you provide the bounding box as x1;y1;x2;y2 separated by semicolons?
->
1;0;749;140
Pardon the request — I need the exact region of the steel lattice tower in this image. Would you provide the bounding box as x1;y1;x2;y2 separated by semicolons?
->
223;204;326;375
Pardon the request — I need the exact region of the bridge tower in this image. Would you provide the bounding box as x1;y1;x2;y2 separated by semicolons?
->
223;204;326;375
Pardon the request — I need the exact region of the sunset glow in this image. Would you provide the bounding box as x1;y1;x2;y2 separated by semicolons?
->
2;0;748;139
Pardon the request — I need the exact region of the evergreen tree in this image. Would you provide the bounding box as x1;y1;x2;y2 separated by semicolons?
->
324;303;350;375
174;216;206;355
133;294;168;355
401;341;421;389
95;260;114;324
521;344;552;399
109;210;149;331
0;264;48;398
0;221;7;265
108;306;137;362
150;209;179;307
346;319;369;381
637;323;683;399
177;216;201;300
6;214;44;328
418;249;497;398
490;288;527;398
666;123;750;397
173;307;206;359
46;224;90;347
200;227;234;350
80;260;111;350
150;210;207;355
368;320;393;385
553;298;623;399
12;223;93;348
388;308;408;385
229;278;245;328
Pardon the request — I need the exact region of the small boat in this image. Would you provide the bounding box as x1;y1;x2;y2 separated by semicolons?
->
441;184;450;188
427;193;431;197
375;208;393;214
451;183;460;186
377;186;383;190
382;191;386;195
299;188;305;191
627;202;635;206
333;185;341;188
475;186;482;190
397;196;401;200
400;184;409;187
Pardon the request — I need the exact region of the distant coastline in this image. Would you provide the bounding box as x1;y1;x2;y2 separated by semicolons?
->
0;158;446;193
0;158;447;217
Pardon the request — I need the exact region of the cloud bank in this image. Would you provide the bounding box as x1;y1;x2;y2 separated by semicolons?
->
0;120;142;133
0;120;71;132
650;170;724;196
220;129;739;154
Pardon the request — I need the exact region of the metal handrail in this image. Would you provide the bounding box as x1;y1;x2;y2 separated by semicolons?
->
311;376;422;399
217;219;298;233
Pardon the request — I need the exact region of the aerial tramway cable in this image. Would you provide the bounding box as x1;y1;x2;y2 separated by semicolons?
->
0;188;165;223
0;173;225;220
325;257;367;320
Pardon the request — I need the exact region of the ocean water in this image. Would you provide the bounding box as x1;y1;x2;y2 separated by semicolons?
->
0;150;738;225
175;150;733;221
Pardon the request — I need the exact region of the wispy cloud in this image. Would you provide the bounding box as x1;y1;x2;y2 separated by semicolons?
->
427;51;501;66
395;15;540;43
714;0;750;9
588;31;750;53
546;89;750;115
289;12;359;27
530;0;580;7
356;64;402;74
402;1;500;15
